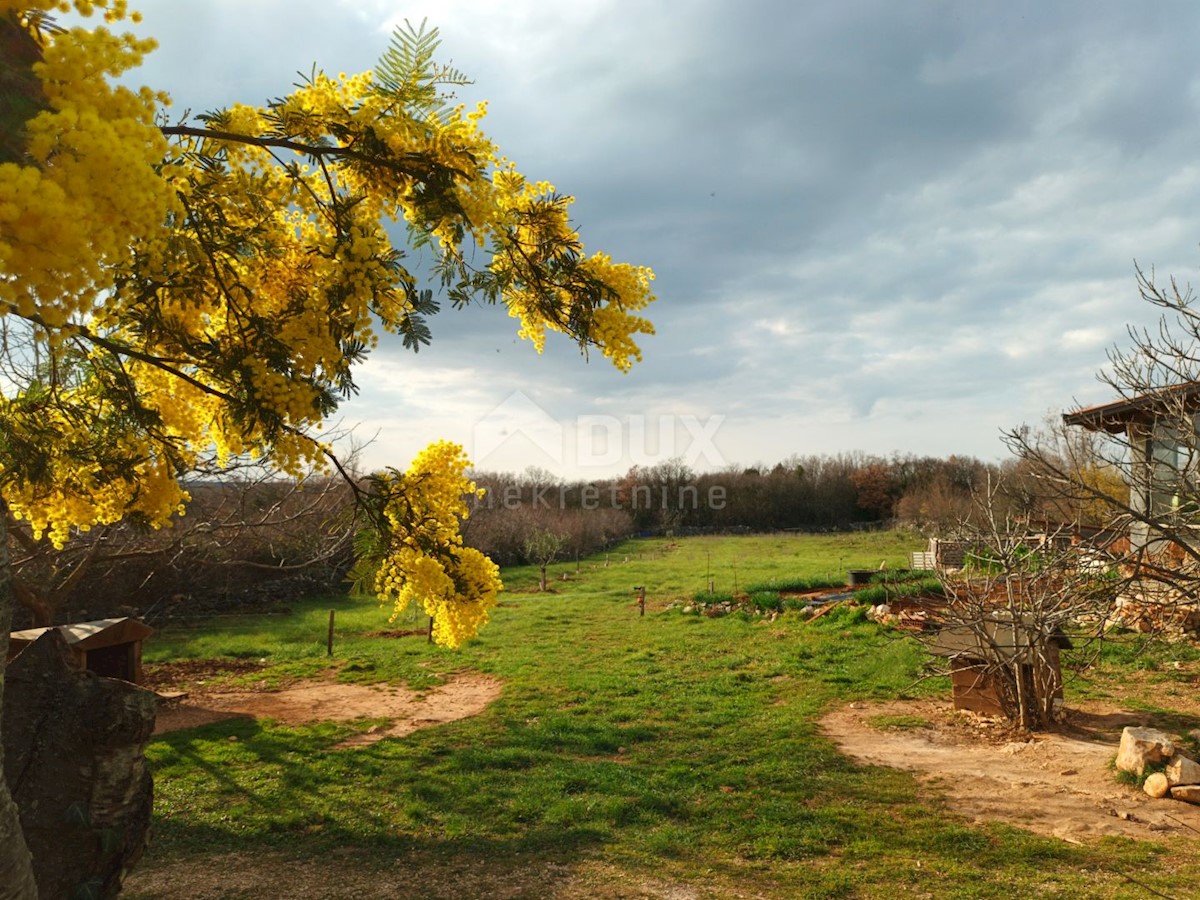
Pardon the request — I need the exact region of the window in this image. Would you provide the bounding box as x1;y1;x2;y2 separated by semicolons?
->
1148;416;1200;518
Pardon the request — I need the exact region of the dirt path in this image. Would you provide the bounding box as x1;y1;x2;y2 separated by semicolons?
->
154;672;503;748
821;698;1200;842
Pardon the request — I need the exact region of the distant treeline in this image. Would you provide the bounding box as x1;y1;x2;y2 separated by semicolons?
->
463;452;1052;565
14;449;1077;627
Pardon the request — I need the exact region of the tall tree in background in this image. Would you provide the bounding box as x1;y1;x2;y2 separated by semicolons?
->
0;2;655;893
849;461;897;521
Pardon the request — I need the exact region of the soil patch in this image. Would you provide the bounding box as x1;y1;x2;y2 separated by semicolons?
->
154;673;503;748
142;658;267;691
821;698;1200;842
362;629;428;639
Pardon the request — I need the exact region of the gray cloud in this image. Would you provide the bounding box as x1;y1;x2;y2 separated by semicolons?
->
120;0;1200;474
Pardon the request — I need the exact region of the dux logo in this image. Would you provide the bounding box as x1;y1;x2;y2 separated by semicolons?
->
471;391;565;467
472;391;727;470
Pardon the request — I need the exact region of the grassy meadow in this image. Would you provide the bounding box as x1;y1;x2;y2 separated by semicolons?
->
124;532;1200;898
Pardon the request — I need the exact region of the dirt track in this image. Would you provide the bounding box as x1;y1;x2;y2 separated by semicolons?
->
821;698;1200;842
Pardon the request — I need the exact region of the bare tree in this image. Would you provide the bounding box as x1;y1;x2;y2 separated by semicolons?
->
522;528;568;591
8;450;360;627
925;484;1122;730
1005;265;1200;630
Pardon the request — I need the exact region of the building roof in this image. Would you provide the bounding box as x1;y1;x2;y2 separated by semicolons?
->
930;613;1072;663
1063;383;1200;434
9;617;153;651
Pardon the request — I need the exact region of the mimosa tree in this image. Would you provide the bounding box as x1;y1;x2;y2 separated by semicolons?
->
0;2;655;894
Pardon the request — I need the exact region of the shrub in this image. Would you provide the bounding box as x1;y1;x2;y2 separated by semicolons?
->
819;603;869;626
743;575;845;594
748;591;784;612
869;568;935;584
693;590;737;606
852;585;889;605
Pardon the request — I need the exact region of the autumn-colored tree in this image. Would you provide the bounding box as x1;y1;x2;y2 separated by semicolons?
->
0;3;655;894
849;460;896;520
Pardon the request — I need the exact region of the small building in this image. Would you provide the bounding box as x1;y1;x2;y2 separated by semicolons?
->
7;617;154;684
909;537;967;571
931;613;1071;718
1063;383;1200;551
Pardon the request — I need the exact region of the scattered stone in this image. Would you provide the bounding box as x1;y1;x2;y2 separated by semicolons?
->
1051;697;1066;721
1167;754;1200;786
1144;772;1170;798
1171;784;1200;805
1059;769;1078;777
1116;726;1176;775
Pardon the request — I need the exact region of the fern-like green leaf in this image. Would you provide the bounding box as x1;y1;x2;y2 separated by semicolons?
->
374;19;471;121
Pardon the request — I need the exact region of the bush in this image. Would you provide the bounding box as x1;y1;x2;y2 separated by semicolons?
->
748;591;784;612
743;575;845;594
693;590;737;606
852;585;889;605
852;577;944;607
819;603;869;626
869;568;935;584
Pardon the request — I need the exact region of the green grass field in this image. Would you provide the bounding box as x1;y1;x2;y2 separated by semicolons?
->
124;533;1200;898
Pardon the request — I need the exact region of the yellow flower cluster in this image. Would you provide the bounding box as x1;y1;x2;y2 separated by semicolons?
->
0;373;188;547
372;442;502;648
0;8;651;635
0;0;175;326
579;253;657;372
479;169;657;371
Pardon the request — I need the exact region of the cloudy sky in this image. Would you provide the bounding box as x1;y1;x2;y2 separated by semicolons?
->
126;1;1200;477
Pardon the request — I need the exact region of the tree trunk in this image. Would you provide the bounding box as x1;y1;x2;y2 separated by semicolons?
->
0;503;39;899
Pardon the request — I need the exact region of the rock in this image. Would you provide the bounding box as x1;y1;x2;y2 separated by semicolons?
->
1144;772;1170;798
3;629;157;898
1171;784;1200;805
1116;726;1176;775
1167;754;1200;786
